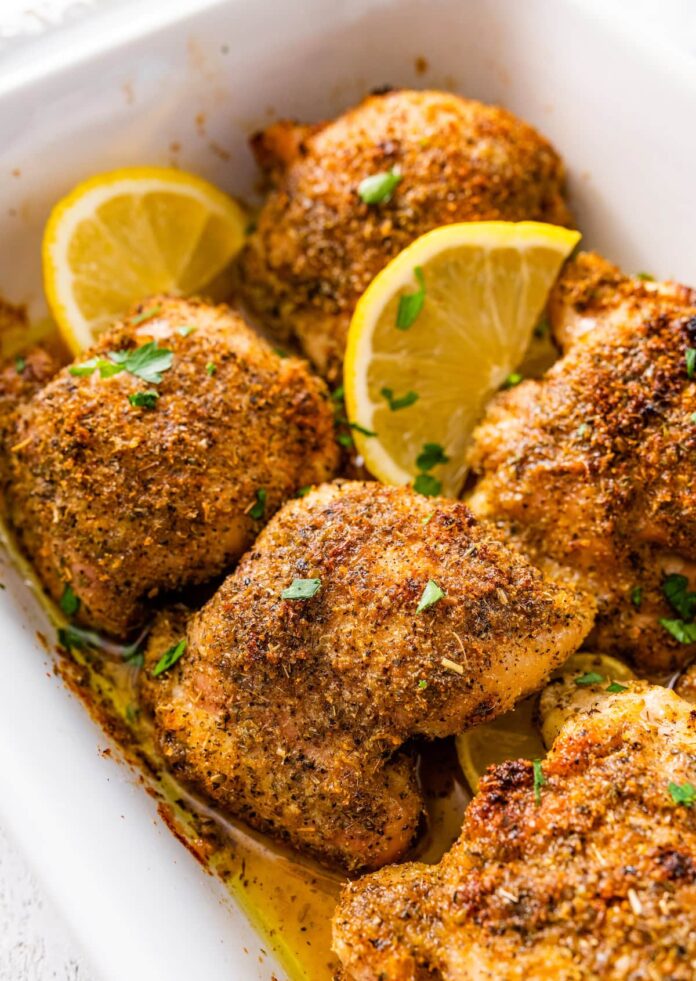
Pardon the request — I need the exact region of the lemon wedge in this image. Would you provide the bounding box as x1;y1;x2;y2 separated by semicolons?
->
43;166;247;352
344;221;580;496
456;652;634;793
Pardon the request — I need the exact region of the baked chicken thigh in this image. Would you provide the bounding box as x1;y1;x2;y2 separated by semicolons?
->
2;297;338;636
334;684;696;980
238;88;572;380
141;481;594;872
469;253;696;673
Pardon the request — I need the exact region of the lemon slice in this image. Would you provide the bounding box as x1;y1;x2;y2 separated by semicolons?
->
456;652;634;792
43;166;247;352
344;221;580;496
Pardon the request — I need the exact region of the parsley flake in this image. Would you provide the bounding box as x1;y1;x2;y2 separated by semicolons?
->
152;638;187;677
346;420;377;437
413;473;441;497
635;271;654;281
59;584;80;617
381;387;419;411
533;758;545;805
660;618;696;644
503;372;523;389
296;485;312;497
668;781;696;807
396;267;425;330
417;679;428;691
663;573;696;621
109;341;174;384
606;681;629;693
177;325;196;337
687;348;696;380
630;586;643;608
273;347;288;358
358;167;402;205
205;362;217;376
331;385;345;402
15;356;25;373
282;578;321;600
131;304;162;326
128;390;160;409
69;357;123;379
575;671;604;686
337;432;353;449
416;579;445;613
249;488;267;520
416;443;449;471
691;412;696;424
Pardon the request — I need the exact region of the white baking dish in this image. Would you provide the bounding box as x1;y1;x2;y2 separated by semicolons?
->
0;1;695;979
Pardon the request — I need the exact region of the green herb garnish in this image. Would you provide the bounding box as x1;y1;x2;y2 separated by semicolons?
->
128;390;160;409
416;443;449;471
331;385;345;402
337;432;353;449
357;167;402;205
380;387;419;411
660;618;696;644
14;356;25;373
69;357;123;378
417;679;428;691
503;372;523;389
413;473;441;497
667;781;696;807
635;271;654;281
630;586;643;609
273;347;288;358
59;584;80;617
687;348;696;380
396;267;425;330
575;671;604;686
109;341;174;384
691;412;696;424
131;304;162;326
533;758;545;805
249;488;267;520
296;486;312;497
177;325;196;337
57;626;89;651
416;579;445;613
281;578;321;600
663;573;696;621
205;362;217;376
606;682;629;693
152;638;187;677
345;420;376;437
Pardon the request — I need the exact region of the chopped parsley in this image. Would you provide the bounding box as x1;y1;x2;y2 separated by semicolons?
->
380;386;419;411
72;341;173;385
630;585;643;609
421;511;435;526
331;385;345;402
177;325;196;337
575;671;604;686
660;618;696;644
532;758;545;805
663;573;696;621
205;362;217;376
357;167;402;205
345;420;377;437
416;442;449;471
59;584;80;617
281;578;321;600
416;579;445;613
606;681;628;693
503;372;523;389
691;412;696;424
687;348;696;380
417;679;428;691
635;271;654;281
296;485;312;497
152;638;187;677
14;355;25;373
273;347;288;358
128;390;160;409
69;357;123;379
131;304;162;326
396;267;425;330
413;473;441;497
337;432;353;449
667;781;696;807
249;488;267;520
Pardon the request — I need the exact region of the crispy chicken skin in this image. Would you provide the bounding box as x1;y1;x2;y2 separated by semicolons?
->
140;481;594;872
237;89;572;380
468;252;696;673
2;297;338;637
334;685;696;980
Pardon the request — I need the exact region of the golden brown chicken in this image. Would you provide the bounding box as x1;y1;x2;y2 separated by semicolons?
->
468;252;696;674
334;684;696;980
140;481;594;872
237;88;572;380
2;297;338;637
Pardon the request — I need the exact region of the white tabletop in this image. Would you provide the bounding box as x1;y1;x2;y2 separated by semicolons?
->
0;1;695;978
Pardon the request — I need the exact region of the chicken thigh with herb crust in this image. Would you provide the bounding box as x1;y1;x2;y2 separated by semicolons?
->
238;88;572;380
334;684;696;981
468;252;696;673
2;297;338;637
140;481;594;872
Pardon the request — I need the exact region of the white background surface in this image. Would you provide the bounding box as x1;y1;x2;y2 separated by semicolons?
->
0;1;695;979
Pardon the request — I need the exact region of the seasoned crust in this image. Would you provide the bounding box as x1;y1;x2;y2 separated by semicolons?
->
2;297;338;636
141;481;593;872
469;252;696;673
238;88;572;380
334;685;696;980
